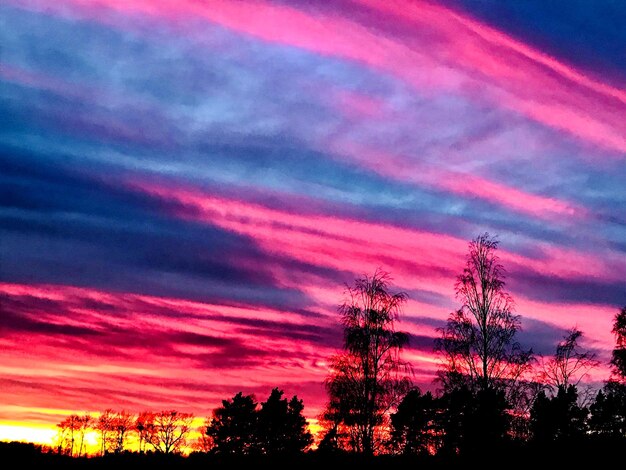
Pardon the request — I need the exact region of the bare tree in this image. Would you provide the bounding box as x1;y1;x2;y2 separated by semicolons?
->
135;411;154;453
436;233;532;393
110;410;134;453
76;413;93;457
56;413;93;457
96;409;114;456
55;415;78;456
149;410;194;454
324;269;411;455
540;327;599;392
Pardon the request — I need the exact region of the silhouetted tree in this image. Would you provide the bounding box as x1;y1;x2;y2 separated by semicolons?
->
589;381;626;438
148;410;193;454
437;385;509;455
530;385;588;443
611;306;626;380
285;395;313;452
324;270;411;455
96;409;114;456
466;387;510;450
588;307;626;440
258;388;312;455
206;392;259;455
56;414;79;456
110;410;134;453
389;388;440;455
436;386;472;455
540;327;598;392
436;234;533;395
58;413;91;457
135;411;154;454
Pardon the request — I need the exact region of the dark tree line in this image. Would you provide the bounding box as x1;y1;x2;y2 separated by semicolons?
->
205;388;312;455
44;234;626;459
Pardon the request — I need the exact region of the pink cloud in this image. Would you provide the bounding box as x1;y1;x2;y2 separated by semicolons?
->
360;0;626;153
331;88;387;119
516;298;616;352
128;180;465;296
0;282;335;422
131;181;621;290
326;138;586;220
12;0;625;152
1;279;615;433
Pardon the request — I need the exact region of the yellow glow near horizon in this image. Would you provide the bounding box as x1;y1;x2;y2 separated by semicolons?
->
0;416;323;452
0;422;57;446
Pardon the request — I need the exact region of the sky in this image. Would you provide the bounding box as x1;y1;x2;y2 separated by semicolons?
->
1;0;625;445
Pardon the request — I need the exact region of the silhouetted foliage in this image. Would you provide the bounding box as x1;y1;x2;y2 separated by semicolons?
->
530;385;588;443
94;409;133;454
205;389;312;456
316;422;343;455
589;381;626;438
389;388;440;455
611;306;626;380
258;388;312;455
540;327;598;391
470;387;509;449
436;234;533;395
438;385;509;455
0;441;48;461
55;414;77;456
436;386;471;455
507;379;544;442
324;270;411;455
76;414;92;457
206;392;259;455
0;440;622;467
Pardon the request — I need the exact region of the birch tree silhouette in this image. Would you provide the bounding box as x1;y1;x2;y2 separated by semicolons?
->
324;269;411;455
436;233;532;393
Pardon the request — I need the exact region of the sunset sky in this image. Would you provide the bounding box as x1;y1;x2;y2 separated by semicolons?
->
1;0;625;445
